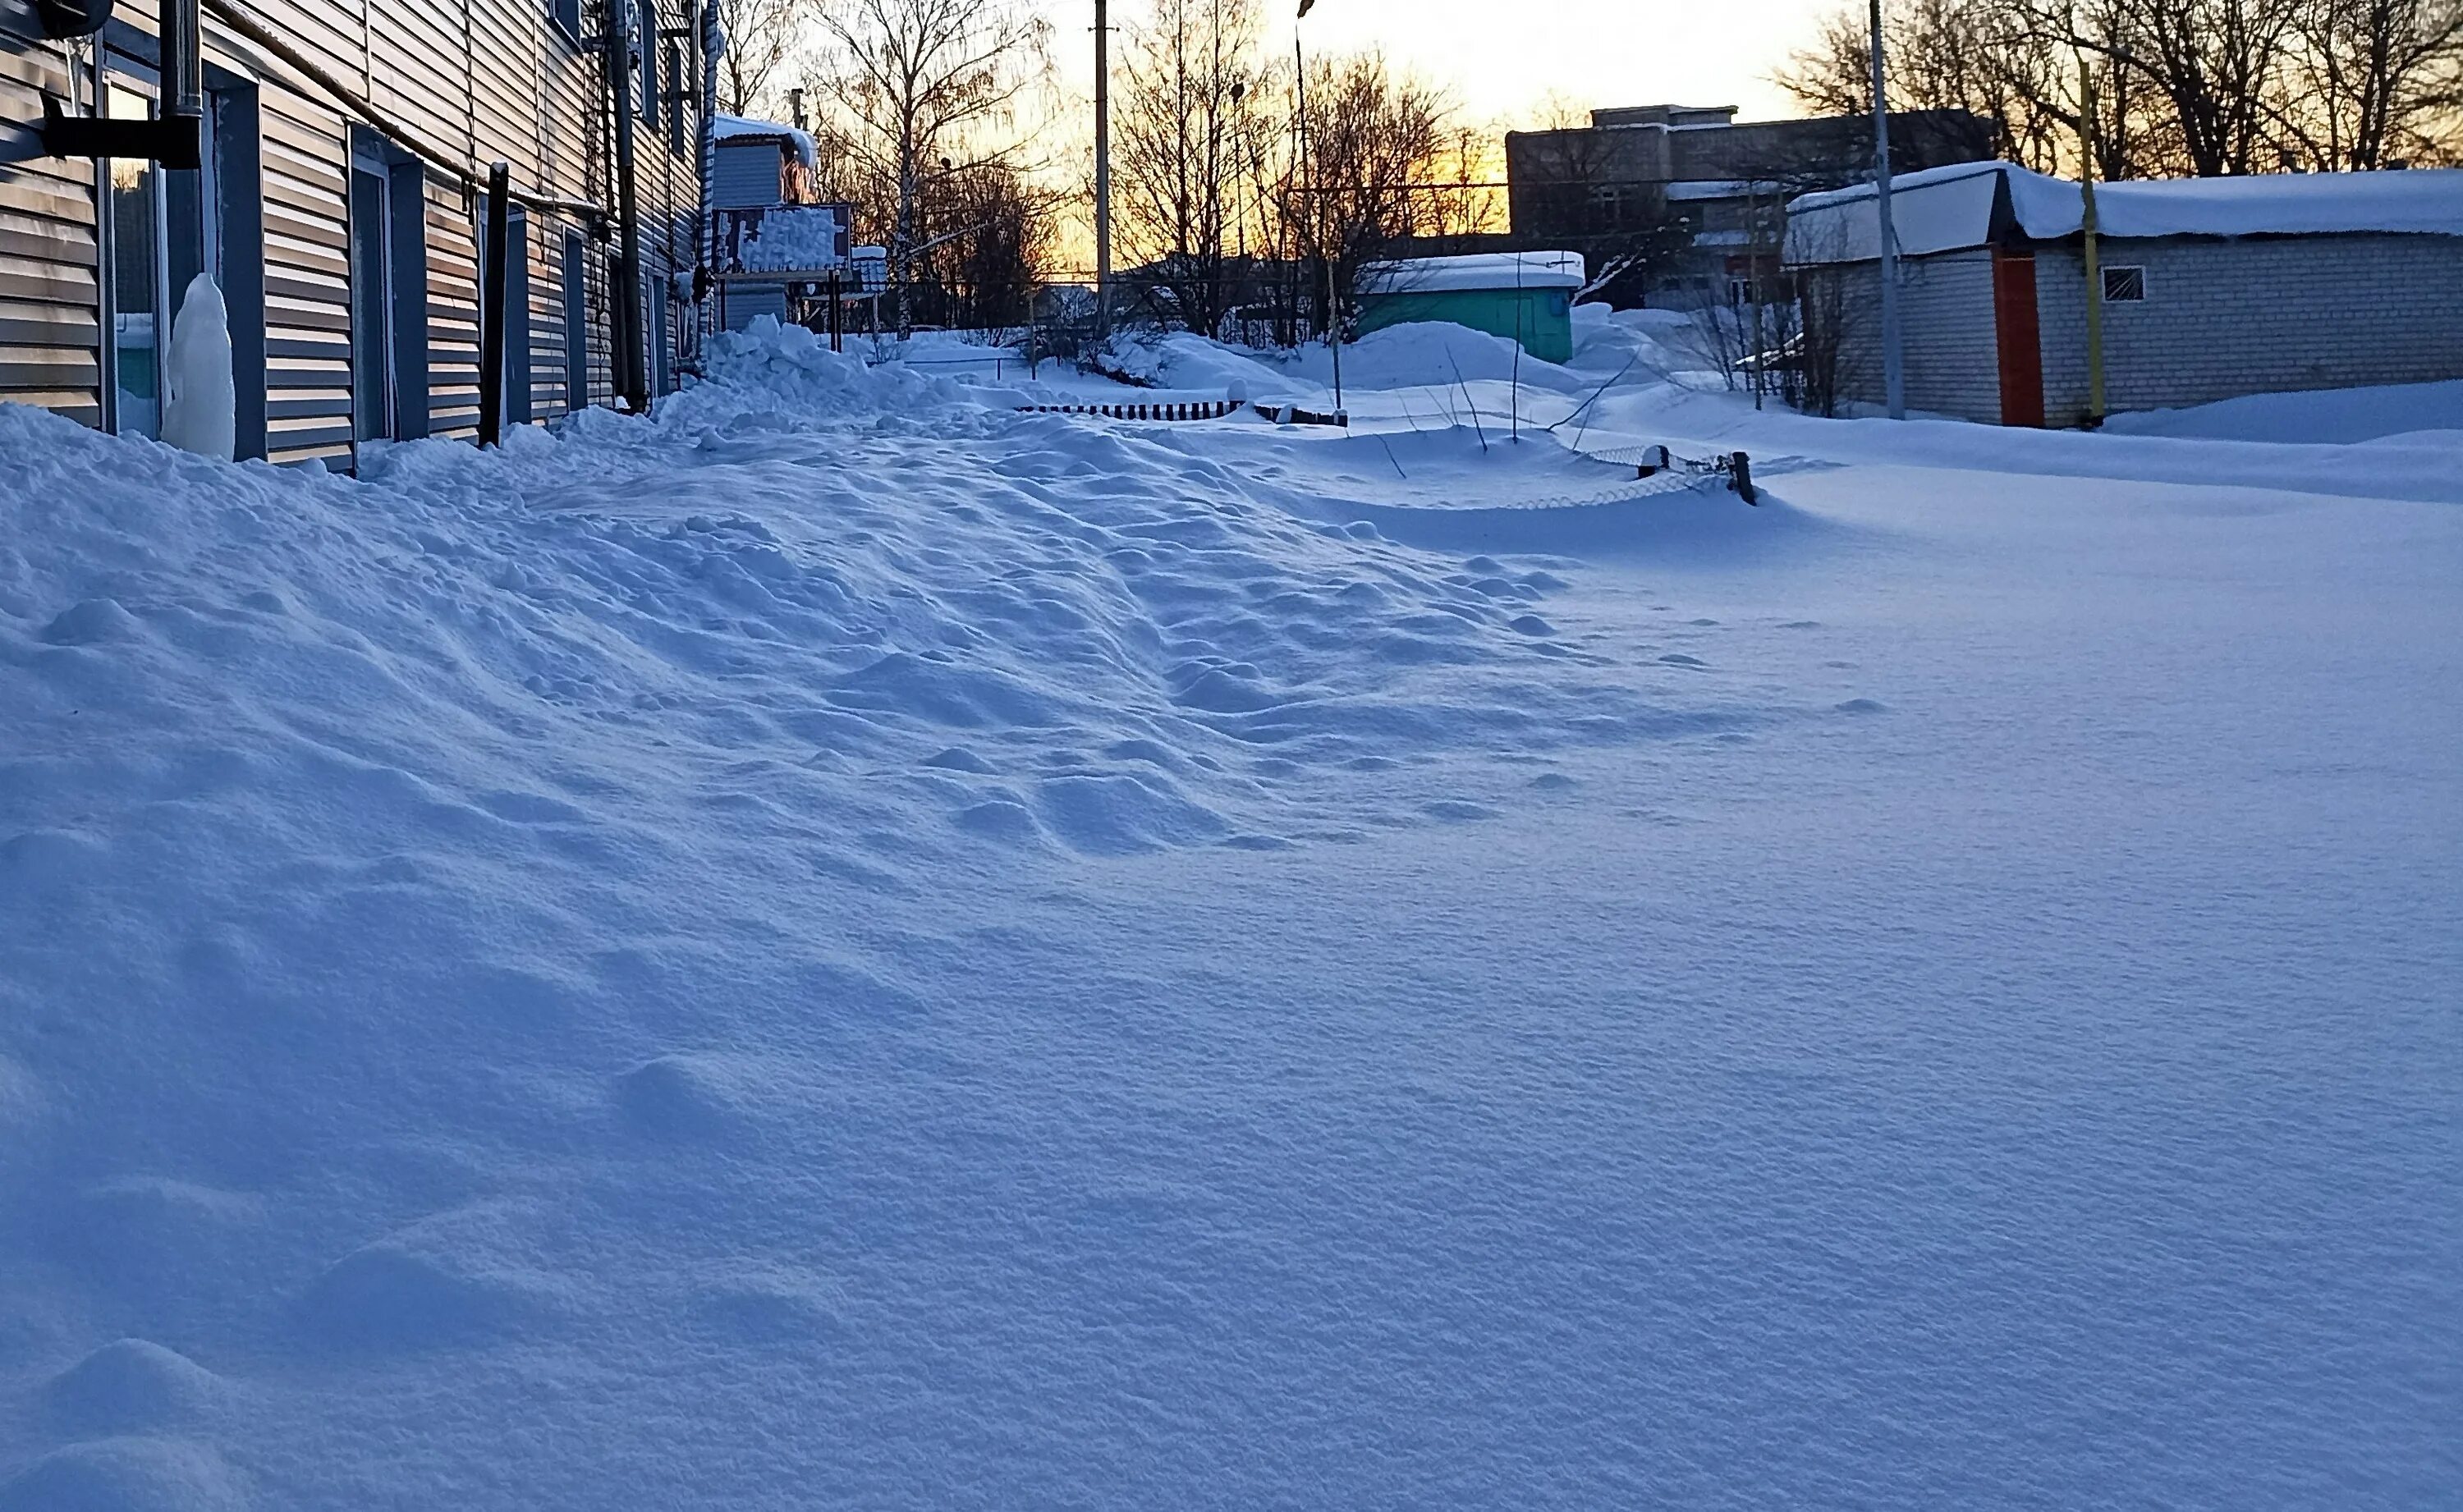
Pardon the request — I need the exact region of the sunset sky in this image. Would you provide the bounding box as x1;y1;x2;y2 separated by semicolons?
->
1039;0;1843;129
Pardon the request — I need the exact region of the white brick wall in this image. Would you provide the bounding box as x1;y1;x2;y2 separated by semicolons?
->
1829;250;2003;422
2034;233;2463;425
1821;231;2463;426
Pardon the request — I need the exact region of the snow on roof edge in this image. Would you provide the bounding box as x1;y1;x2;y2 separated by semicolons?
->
713;113;817;169
1786;162;2463;263
1365;251;1585;293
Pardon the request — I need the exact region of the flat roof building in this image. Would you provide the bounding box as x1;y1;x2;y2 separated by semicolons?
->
1784;162;2463;425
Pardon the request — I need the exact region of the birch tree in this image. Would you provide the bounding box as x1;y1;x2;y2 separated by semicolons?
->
812;0;1051;332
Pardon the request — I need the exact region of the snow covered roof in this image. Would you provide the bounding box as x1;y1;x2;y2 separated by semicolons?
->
1786;161;2463;263
1365;251;1585;294
713;113;817;169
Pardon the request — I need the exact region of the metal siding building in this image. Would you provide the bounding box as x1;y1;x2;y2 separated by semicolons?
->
0;0;706;465
1356;252;1585;364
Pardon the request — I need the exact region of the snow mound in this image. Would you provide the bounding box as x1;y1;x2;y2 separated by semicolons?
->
2101;377;2463;444
0;1438;247;1512
44;1343;222;1436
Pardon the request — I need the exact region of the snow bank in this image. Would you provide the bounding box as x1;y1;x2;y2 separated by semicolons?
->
1;328;1805;1500
6;293;2454;1511
2100;376;2463;443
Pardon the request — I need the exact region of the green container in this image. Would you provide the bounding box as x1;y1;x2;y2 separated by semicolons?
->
1354;286;1575;364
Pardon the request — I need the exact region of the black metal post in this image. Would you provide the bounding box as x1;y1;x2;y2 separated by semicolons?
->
603;0;650;413
479;160;510;446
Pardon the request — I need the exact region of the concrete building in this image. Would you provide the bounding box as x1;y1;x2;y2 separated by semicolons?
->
0;0;708;465
1356;251;1583;362
1783;161;2463;426
1503;103;1993;306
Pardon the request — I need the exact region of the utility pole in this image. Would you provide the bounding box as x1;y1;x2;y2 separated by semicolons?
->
1869;0;1904;419
1094;0;1112;337
1293;14;1340;411
2078;59;2108;428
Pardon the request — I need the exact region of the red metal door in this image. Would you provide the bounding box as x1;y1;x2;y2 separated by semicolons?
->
1992;250;2045;428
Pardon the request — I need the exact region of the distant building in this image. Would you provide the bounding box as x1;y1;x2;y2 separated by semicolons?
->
1782;161;2463;425
706;115;838;332
1356;251;1584;361
709;115;819;210
1504;103;1993;306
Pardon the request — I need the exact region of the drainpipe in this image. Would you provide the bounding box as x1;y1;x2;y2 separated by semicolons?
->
2078;60;2107;428
604;0;650;412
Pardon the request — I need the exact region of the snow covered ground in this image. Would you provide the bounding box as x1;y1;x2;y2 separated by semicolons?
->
2;317;2456;1510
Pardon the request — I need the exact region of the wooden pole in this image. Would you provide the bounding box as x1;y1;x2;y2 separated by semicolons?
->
1869;0;1905;419
1094;0;1112;337
2079;60;2107;428
479;159;510;445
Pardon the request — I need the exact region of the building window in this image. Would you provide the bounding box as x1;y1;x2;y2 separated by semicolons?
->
2102;265;2146;302
665;42;687;153
102;80;169;439
549;0;581;42
638;0;659;131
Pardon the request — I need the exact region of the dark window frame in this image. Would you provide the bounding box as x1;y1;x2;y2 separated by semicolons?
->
2101;264;2147;303
637;0;658;131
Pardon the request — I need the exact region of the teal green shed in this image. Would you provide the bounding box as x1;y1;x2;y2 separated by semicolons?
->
1355;252;1585;363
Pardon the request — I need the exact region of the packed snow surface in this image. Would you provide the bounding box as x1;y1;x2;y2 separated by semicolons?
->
2;318;2457;1510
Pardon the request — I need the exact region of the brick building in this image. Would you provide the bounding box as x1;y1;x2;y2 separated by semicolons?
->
1502;103;1993;306
1783;161;2463;425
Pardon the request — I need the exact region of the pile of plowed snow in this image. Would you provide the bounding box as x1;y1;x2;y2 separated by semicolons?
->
0;318;1811;1507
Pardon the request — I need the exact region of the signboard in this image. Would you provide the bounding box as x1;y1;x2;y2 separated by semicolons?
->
710;204;854;279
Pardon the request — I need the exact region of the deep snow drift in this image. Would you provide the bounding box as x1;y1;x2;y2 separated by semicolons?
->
2;319;2456;1510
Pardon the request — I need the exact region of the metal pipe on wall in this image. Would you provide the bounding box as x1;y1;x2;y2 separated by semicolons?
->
604;0;651;413
479;159;510;445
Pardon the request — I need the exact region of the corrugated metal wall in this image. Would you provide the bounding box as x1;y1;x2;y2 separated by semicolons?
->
0;0;703;465
709;139;782;209
0;7;103;423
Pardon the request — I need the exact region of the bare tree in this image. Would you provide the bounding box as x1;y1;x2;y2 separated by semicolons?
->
1782;0;2462;178
2284;0;2463;167
1281;51;1453;328
810;0;1052;333
714;0;815;117
1115;0;1268;334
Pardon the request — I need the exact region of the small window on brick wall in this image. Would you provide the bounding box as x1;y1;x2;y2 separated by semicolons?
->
2102;265;2146;302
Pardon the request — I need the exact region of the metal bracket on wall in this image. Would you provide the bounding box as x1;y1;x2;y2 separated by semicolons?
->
39;94;204;167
